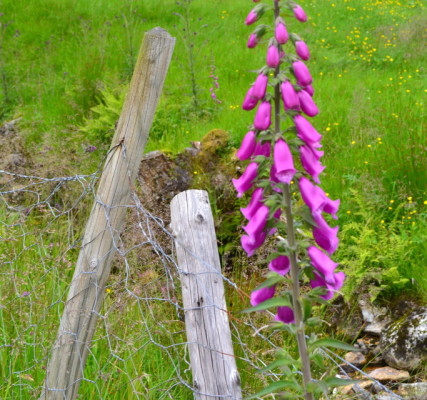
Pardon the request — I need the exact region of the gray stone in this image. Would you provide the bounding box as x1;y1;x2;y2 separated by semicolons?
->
345;351;367;367
368;367;410;383
380;308;427;370
374;393;401;400
397;382;427;399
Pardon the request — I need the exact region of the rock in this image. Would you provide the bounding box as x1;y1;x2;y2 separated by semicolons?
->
368;367;410;383
359;298;390;335
374;393;399;400
345;351;367;368
397;382;427;399
352;383;375;400
380;308;427;370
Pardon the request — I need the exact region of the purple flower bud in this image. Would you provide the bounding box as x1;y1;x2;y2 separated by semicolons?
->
295;40;310;60
300;145;325;183
308;246;339;285
250;285;275;306
275;22;289;44
254;101;271;130
237;130;257;160
243;205;269;238
293;5;308;22
294;115;322;144
312;212;339;254
266;45;280;68
304;84;314;97
269;255;290;276
275;306;295;324
298;89;319;117
232;162;259;197
293;60;312;86
241;187;264;220
242;87;259;111
281;81;300;111
253;140;271;157
273;139;296;184
247;33;259;49
245;10;258;25
241;231;267;256
252;73;268;100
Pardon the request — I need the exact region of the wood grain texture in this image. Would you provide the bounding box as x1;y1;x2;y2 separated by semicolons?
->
170;190;242;400
40;28;175;400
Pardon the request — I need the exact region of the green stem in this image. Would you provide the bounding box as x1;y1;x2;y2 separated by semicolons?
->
273;2;314;400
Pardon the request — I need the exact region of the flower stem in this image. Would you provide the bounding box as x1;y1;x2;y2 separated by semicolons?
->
273;3;314;399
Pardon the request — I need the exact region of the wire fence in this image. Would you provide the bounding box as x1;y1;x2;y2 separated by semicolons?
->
0;160;403;400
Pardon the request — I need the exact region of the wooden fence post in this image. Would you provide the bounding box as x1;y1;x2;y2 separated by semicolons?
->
40;28;175;400
170;190;242;400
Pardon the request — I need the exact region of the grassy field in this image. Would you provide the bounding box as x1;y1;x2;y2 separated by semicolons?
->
1;0;427;398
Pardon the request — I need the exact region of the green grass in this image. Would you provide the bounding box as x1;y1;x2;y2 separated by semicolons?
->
1;0;427;398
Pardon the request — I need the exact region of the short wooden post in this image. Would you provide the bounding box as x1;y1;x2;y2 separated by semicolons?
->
170;190;242;400
40;28;175;400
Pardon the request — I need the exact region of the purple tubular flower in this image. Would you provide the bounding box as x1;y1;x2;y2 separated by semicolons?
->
254;101;271;130
232;162;258;197
293;60;312;86
294;115;322;144
310;271;345;300
275;22;289;44
269;255;290;275
300;145;325;183
252;73;268;100
312;212;339;254
304;84;314;97
275;306;295;324
307;246;338;285
281;81;300;111
250;285;275;306
241;231;267;256
241;187;264;220
298;89;319;117
243;205;269;237
242;87;259;111
245;10;258;25
298;177;340;219
273;139;296;184
295;40;310;60
293;5;308;22
253;141;271;157
266;45;280;68
237;130;257;160
247;33;259;49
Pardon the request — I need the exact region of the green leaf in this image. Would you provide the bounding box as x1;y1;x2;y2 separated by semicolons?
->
242;296;291;313
309;338;359;352
257;357;296;373
324;377;361;388
246;381;301;399
252;274;285;292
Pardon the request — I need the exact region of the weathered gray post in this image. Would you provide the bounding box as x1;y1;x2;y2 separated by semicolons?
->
40;28;175;400
170;190;242;400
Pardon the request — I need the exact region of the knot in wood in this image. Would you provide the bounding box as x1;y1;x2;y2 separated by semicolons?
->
195;213;205;223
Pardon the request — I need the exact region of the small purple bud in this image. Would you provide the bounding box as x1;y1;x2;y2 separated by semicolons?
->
295;40;310;60
252;73;268;100
293;60;312;86
298;89;319;117
275;22;289;44
281;81;300;111
275;306;295;324
300;145;325;183
242;87;259;111
269;255;290;276
294;115;322;144
273;139;296;184
304;84;314;97
241;187;264;220
266;45;280;68
232;162;259;197
254;101;271;130
250;285;275;306
245;10;258;25
293;5;308;22
237;130;257;160
247;33;259;49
